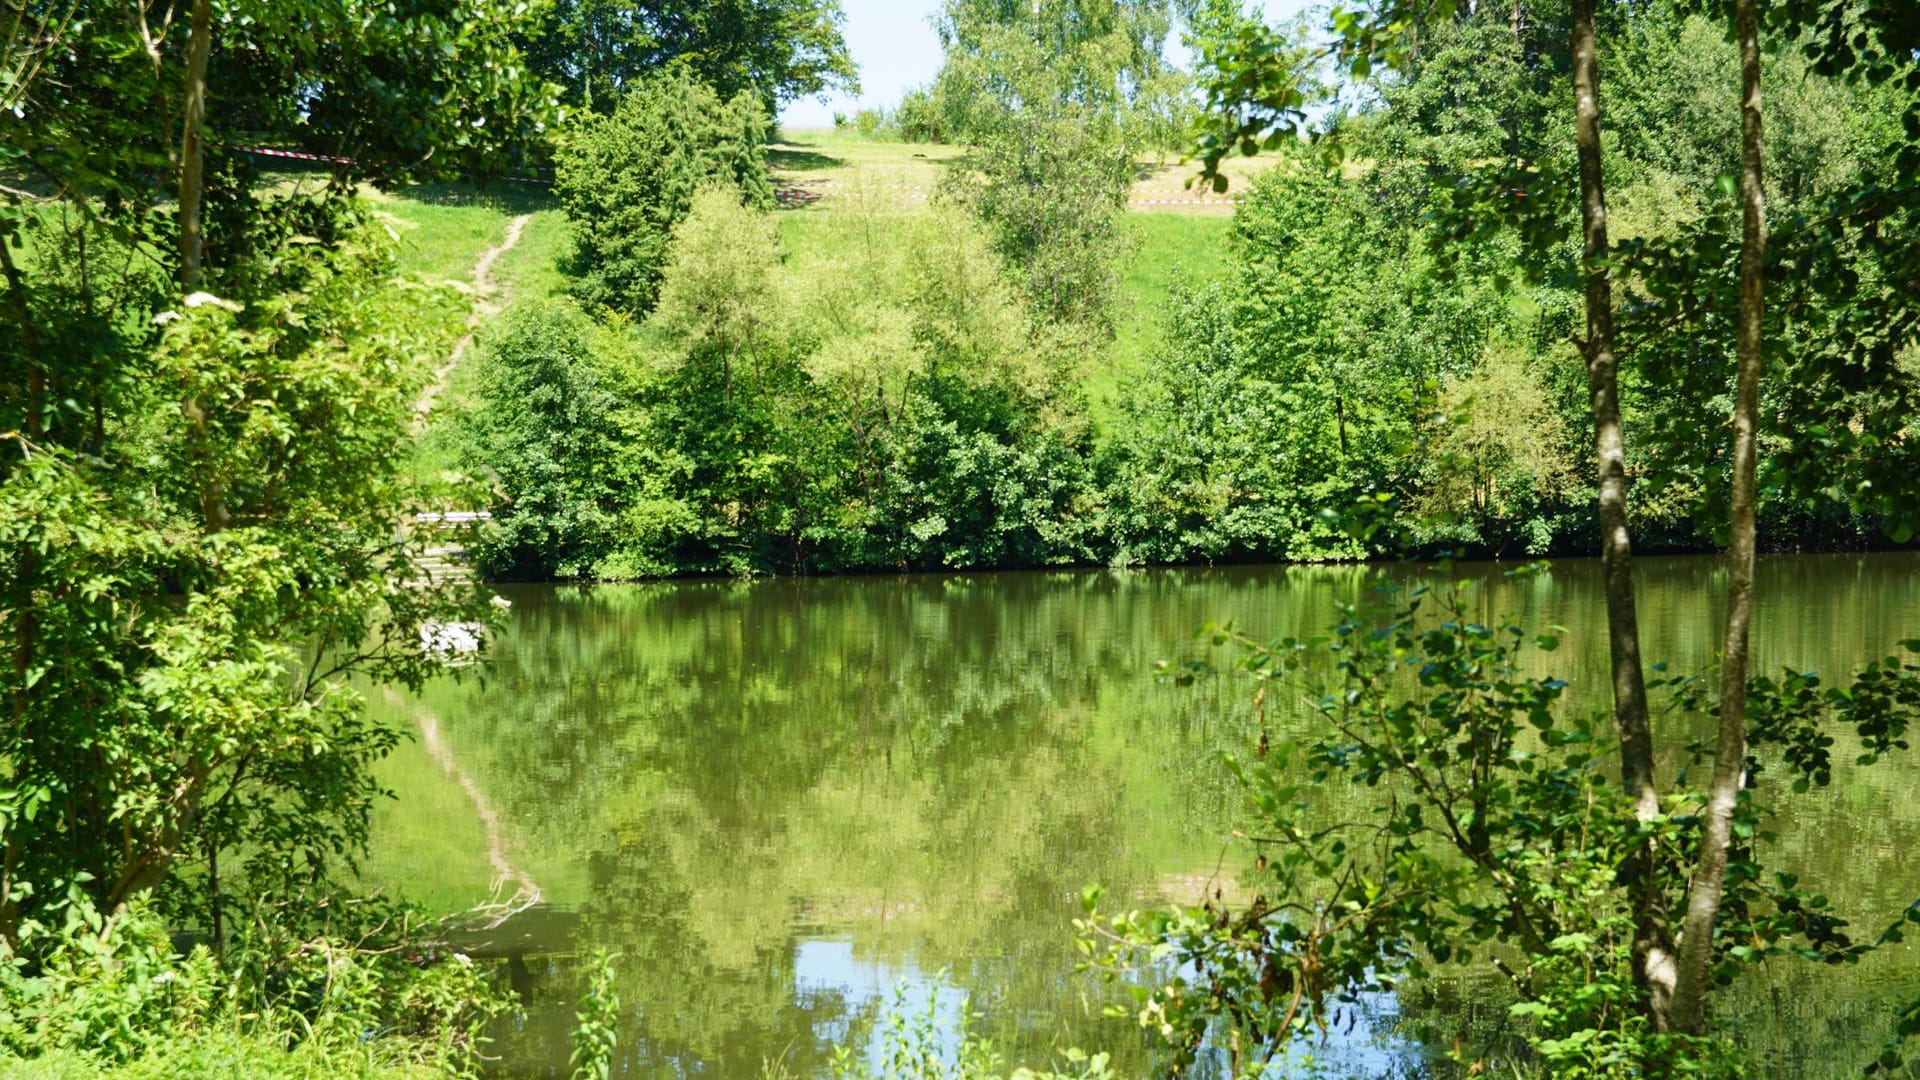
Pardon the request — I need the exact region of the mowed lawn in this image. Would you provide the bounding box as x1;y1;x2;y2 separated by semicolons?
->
769;126;1266;215
769;127;966;203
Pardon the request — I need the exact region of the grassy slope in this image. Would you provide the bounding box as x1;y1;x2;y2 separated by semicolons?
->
369;131;1254;426
769;127;966;191
365;182;550;283
368;182;570;498
1101;213;1232;418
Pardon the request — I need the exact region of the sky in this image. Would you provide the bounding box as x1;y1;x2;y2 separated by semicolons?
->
778;0;1321;130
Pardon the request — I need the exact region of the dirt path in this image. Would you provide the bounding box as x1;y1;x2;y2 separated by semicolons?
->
413;212;533;427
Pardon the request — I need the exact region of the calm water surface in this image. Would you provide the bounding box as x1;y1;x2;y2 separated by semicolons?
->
366;554;1920;1077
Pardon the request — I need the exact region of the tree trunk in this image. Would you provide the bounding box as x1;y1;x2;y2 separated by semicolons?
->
177;0;211;288
1672;0;1766;1034
175;0;229;532
3;243;41;835
0;242;41;441
1570;0;1676;1026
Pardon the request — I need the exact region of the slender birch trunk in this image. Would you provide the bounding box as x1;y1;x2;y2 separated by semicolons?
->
1570;0;1676;1026
1671;0;1766;1033
178;0;211;288
175;0;228;533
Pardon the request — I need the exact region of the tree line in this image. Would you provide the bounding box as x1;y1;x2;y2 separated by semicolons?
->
455;0;1920;582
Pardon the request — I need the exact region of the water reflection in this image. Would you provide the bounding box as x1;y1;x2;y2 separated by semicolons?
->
367;555;1920;1077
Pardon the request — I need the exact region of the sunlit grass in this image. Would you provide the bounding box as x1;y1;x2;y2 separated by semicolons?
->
368;134;1241;433
366;183;569;503
770;126;964;195
366;182;552;284
1096;212;1234;424
772;126;1265;217
488;207;572;306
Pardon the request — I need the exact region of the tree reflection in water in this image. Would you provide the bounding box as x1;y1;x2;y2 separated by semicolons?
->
368;555;1920;1077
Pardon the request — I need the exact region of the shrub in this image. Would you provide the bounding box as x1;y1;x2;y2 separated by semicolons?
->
895;88;947;143
1413;343;1580;555
940;106;1135;330
852;107;892;138
0;899;506;1078
464;303;642;579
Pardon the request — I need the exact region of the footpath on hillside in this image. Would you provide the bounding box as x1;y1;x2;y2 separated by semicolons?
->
414;212;533;427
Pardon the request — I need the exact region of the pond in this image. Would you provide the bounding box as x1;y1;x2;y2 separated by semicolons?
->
364;553;1920;1078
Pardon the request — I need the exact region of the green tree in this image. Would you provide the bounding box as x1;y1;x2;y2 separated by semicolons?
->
0;0;553;261
640;189;816;575
1;233;496;945
552;71;773;319
1415;344;1579;553
466;304;644;580
0;0;536;1000
1105;161;1541;564
931;0;1187;150
930;0;1184;329
524;0;858;115
1;0;555;449
463;190;1102;578
941;108;1136;330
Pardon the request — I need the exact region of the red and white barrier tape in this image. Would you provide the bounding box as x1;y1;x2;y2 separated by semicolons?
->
241;145;355;165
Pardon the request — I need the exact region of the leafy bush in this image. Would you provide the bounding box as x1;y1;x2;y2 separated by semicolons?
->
839;93;947;143
940;106;1135;330
895;88;947;143
568;951;620;1080
852;107;893;139
872;387;1096;569
464;303;651;579
0;899;506;1078
0;228;497;945
1102;161;1586;564
1084;570;1920;1076
1414;344;1581;555
552;71;773;318
1102;284;1368;565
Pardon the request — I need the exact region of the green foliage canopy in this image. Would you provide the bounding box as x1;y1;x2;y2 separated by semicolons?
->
524;0;858;115
1;231;498;945
463;197;1101;579
551;71;773;318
